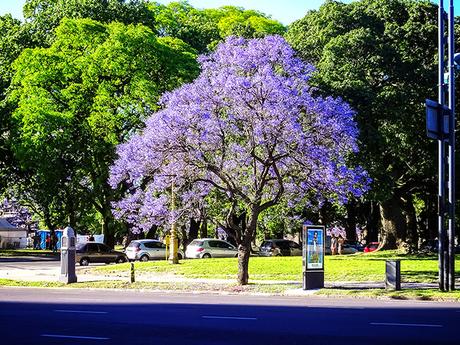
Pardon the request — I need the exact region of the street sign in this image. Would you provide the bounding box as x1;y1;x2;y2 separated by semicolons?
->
426;99;450;140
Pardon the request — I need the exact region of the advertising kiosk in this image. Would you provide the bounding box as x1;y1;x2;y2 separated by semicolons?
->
302;224;325;290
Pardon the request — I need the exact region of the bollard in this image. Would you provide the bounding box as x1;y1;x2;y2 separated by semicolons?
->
130;262;135;283
385;259;401;290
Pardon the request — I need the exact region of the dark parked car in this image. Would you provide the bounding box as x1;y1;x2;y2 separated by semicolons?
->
259;239;302;257
345;241;365;252
76;242;127;266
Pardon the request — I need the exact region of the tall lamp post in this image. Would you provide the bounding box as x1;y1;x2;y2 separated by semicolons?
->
169;179;179;264
426;0;456;291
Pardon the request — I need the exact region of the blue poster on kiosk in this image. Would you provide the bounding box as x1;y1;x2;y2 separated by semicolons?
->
306;228;324;270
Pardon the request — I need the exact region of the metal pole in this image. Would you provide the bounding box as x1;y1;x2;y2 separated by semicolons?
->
447;0;455;291
438;0;446;291
169;179;179;264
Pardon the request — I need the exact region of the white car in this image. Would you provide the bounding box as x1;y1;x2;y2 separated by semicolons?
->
186;238;238;259
126;239;183;261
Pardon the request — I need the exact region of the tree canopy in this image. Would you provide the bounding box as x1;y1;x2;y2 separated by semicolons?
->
150;1;286;53
9;18;198;243
110;35;369;284
286;0;440;248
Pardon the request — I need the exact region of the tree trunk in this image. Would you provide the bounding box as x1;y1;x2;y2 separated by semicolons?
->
379;195;406;249
236;208;257;285
402;194;418;252
365;201;380;243
345;199;357;242
182;219;200;253
200;217;207;238
237;241;251;285
101;203;115;248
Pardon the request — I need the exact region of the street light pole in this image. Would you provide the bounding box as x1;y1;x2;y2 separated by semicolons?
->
447;0;456;291
435;0;456;291
430;0;456;291
169;179;179;264
437;0;446;291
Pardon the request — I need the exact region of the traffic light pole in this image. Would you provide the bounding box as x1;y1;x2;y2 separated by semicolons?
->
437;0;446;291
436;0;455;292
447;0;455;291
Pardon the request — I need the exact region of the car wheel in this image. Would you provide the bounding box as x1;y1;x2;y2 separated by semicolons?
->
116;256;126;264
140;255;149;262
202;253;211;259
80;257;90;266
177;253;183;260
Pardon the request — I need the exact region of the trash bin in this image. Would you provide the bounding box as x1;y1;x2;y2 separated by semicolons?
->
385;260;401;290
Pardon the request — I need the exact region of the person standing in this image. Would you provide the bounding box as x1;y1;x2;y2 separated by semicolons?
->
52;232;58;253
330;235;338;255
45;234;50;250
338;235;345;255
122;235;129;249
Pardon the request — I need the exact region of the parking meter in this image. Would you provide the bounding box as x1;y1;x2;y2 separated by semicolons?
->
59;226;77;284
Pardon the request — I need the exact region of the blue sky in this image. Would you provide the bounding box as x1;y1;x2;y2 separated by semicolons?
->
0;0;347;25
0;1;459;25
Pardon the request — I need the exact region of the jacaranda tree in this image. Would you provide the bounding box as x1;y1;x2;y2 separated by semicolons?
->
110;36;369;285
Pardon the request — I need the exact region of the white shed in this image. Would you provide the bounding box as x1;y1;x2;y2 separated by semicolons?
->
0;218;28;249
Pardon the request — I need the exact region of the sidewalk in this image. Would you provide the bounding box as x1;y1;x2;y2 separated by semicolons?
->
0;263;448;291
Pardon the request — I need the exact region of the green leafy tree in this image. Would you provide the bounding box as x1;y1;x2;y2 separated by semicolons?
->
9;18;198;246
0;15;35;195
150;1;286;53
23;0;155;46
286;0;440;249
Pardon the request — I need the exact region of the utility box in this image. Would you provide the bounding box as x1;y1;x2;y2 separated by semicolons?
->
59;226;77;284
385;260;401;290
302;224;325;290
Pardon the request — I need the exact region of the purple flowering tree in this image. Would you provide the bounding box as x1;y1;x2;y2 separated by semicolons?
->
110;36;369;285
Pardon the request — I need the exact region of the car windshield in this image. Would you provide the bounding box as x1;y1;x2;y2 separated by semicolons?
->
128;242;140;248
76;243;86;250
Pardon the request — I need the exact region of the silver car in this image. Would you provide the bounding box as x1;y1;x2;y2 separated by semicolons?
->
125;239;183;262
186;238;238;259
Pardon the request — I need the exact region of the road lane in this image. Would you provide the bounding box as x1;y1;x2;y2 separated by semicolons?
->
0;287;458;345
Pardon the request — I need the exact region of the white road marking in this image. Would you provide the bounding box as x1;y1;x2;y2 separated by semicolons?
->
370;322;443;328
41;334;110;340
54;309;108;314
202;315;257;320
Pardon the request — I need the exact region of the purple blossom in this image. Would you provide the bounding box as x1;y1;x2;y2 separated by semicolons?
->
110;35;370;232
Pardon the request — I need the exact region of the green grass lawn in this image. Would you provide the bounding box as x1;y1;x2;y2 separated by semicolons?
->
0;249;57;257
1;250;459;301
95;250;458;284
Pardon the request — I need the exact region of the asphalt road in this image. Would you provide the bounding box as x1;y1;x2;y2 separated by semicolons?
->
0;255;103;275
0;287;458;345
